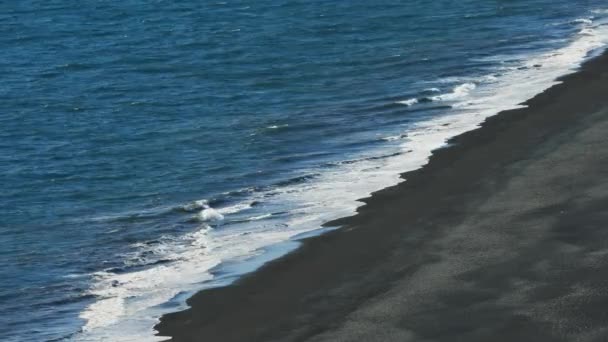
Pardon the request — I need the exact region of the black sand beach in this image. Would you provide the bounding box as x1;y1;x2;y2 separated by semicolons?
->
156;50;608;342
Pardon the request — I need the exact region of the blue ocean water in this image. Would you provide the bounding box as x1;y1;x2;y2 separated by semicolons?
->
1;1;608;340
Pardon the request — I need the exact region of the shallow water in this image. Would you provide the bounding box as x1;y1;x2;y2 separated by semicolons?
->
1;1;608;340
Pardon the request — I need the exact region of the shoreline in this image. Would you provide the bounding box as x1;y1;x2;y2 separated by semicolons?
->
156;49;608;341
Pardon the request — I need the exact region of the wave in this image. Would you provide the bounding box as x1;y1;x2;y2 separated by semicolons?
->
382;134;406;142
183;200;261;223
572;18;593;25
217;202;255;215
247;213;273;221
396;82;476;108
266;124;289;130
179;199;208;212
275;173;321;187
83;196;253;227
76;13;608;342
396;81;481;109
197;207;224;222
228;211;288;224
430;82;477;101
397;98;418;106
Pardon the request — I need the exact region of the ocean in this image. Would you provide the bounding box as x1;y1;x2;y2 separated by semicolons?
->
1;1;608;340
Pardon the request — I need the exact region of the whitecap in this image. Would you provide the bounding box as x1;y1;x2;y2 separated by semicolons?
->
397;98;418;106
181;199;208;212
267;124;289;129
430;82;476;101
382;135;404;142
572;18;593;25
247;213;273;221
217;202;254;215
198;208;224;222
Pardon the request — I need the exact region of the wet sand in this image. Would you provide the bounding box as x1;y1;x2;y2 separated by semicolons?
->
156;50;608;342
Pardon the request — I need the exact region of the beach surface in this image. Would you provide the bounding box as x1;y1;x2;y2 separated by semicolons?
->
156;51;608;342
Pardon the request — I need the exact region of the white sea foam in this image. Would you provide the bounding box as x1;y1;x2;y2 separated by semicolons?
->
217;202;254;215
79;232;218;341
382;135;405;142
198;207;225;222
76;15;608;342
397;83;477;107
183;200;253;216
181;199;208;211
483;74;498;82
78;220;312;341
247;213;273;221
267;124;289;129
397;98;418;106
430;82;477;101
573;18;593;25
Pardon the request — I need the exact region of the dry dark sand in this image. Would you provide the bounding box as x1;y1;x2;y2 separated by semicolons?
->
156;51;608;342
